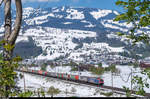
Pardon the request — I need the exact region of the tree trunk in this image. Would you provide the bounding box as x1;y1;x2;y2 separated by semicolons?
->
3;0;12;61
3;0;22;97
3;0;22;60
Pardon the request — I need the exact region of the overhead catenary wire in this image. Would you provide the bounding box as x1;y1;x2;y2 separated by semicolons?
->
118;73;131;83
117;71;141;83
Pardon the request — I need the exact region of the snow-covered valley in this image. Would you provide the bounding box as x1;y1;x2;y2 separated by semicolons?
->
1;6;150;61
17;63;150;97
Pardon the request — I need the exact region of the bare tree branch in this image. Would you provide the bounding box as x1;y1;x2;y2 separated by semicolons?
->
8;0;22;45
0;0;4;6
4;0;11;42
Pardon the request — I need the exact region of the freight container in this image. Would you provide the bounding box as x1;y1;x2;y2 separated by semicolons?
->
70;75;79;80
41;71;47;75
68;74;70;79
47;72;51;77
57;74;59;78
48;72;56;77
60;74;63;78
34;70;38;74
42;71;45;75
63;73;68;79
44;71;47;75
38;70;43;74
57;73;61;78
27;69;32;73
79;76;88;82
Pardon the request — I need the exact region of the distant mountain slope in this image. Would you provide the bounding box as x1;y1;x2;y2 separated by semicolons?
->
0;6;149;61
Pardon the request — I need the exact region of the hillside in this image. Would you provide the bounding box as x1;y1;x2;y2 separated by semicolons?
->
0;6;150;62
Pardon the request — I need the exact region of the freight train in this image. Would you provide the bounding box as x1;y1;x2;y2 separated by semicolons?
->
20;68;104;86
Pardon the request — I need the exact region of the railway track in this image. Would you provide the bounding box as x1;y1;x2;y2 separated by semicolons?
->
16;70;150;97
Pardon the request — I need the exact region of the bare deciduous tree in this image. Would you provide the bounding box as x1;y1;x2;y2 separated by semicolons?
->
3;0;22;61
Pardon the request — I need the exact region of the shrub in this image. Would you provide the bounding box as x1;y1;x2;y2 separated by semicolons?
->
19;73;24;79
104;64;120;75
98;62;102;67
100;92;113;97
71;67;78;71
71;87;76;93
41;63;47;71
123;86;131;97
47;86;61;97
89;67;105;75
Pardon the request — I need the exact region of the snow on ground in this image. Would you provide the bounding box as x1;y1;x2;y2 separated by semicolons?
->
23;7;35;19
16;36;29;43
66;8;85;20
0;26;4;33
25;63;150;97
102;64;150;93
83;42;124;53
17;72;107;97
17;25;125;61
26;27;97;60
113;11;119;15
63;22;72;24
101;21;129;32
90;9;112;20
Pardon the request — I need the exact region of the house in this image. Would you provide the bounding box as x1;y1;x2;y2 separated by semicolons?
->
140;62;150;69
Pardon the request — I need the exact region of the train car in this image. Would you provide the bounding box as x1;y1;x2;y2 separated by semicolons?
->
33;70;39;74
87;77;104;85
88;77;100;84
79;76;89;82
97;77;104;85
22;69;104;86
68;74;70;79
58;73;63;79
61;74;64;78
47;72;56;77
44;71;47;75
28;69;34;72
63;73;69;80
41;71;47;75
56;73;61;78
31;70;34;73
38;70;43;75
70;75;79;81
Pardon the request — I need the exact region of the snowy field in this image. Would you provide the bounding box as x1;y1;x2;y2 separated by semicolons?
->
17;72;125;97
17;63;150;97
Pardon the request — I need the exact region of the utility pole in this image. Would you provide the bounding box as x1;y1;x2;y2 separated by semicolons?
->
78;64;81;81
23;71;26;92
131;69;133;91
111;71;113;93
78;65;79;75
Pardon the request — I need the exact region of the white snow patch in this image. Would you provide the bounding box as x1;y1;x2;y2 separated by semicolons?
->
63;22;72;24
90;9;112;20
113;11;120;15
83;42;124;53
16;36;29;43
66;9;85;19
